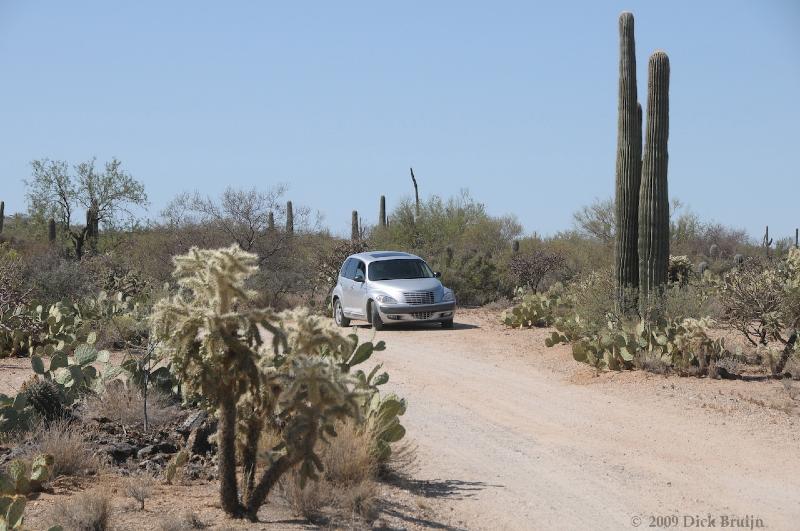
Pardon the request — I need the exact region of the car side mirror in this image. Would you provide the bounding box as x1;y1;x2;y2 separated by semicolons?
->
433;271;441;278
353;271;365;283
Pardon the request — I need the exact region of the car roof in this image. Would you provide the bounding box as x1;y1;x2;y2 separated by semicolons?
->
348;251;423;264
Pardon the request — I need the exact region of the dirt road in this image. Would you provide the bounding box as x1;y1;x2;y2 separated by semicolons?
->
362;310;800;531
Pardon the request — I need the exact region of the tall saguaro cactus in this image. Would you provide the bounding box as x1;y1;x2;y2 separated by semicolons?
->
638;51;671;310
379;196;386;227
267;211;275;231
614;12;642;313
286;201;294;234
0;201;4;233
351;210;359;241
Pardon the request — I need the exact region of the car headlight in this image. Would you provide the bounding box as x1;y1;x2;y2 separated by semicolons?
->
442;289;455;302
374;294;398;304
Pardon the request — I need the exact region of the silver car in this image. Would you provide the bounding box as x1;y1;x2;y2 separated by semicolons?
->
331;251;456;330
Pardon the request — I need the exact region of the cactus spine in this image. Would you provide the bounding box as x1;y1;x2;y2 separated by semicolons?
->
351;210;359;241
379;195;386;227
638;50;670;310
286;201;294;234
48;218;56;243
614;12;642;313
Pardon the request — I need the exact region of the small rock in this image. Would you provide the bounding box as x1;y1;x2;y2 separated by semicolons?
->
137;445;156;459
104;442;137;463
177;410;207;436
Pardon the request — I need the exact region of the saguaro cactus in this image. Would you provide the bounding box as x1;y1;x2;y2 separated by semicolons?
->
48;218;56;243
379;196;386;227
638;50;671;310
286;201;294;234
267;211;275;231
351;210;359;241
614;12;642;313
0;201;4;233
762;225;773;258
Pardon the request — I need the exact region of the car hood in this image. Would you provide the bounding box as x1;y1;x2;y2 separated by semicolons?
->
370;278;443;295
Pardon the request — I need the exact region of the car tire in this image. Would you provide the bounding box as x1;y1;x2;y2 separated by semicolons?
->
441;319;454;329
333;298;350;327
370;302;385;331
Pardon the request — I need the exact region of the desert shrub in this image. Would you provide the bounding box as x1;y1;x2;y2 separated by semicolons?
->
0;246;43;357
158;512;207;531
563;269;618;332
24;420;99;478
81;381;178;428
27;251;100;305
369;192;521;305
48;489;110;531
124;473;155;510
662;282;721;322
508;249;567;292
718;258;788;346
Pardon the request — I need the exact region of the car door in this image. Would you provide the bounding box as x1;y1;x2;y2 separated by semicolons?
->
348;259;368;317
339;258;356;314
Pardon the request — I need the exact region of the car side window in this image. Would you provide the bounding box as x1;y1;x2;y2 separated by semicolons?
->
340;258;354;279
354;260;366;280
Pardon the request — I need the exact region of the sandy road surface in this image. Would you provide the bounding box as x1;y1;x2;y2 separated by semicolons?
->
360;311;800;531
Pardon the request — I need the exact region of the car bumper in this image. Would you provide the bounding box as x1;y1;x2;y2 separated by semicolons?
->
377;301;456;322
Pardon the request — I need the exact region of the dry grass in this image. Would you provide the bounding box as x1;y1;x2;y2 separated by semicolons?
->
124;472;155;510
81;381;179;428
25;420;100;478
47;489;111;531
277;420;381;523
157;511;207;530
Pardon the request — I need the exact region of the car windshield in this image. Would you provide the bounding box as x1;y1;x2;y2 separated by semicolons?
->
368;259;434;281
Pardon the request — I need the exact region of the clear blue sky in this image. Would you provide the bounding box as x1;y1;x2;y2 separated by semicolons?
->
1;1;798;240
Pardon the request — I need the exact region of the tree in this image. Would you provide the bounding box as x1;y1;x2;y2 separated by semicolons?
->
25;158;147;259
161;186;299;259
161;187;320;306
572;198;615;244
508;249;567;292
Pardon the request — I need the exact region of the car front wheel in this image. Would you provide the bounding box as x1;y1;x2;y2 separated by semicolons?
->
333;299;350;327
370;302;385;331
441;319;454;329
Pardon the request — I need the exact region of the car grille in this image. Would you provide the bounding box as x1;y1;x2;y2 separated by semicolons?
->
403;291;434;305
412;312;434;320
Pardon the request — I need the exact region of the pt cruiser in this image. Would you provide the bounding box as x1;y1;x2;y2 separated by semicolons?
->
331;251;456;330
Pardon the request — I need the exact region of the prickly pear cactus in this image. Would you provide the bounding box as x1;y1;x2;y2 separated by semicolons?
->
366;393;406;462
0;494;26;530
0;454;53;495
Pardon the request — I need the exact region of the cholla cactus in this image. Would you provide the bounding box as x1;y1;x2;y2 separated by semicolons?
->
151;246;366;521
668;255;692;285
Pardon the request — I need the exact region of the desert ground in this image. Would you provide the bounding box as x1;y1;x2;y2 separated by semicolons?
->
6;308;800;530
